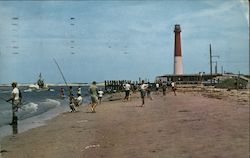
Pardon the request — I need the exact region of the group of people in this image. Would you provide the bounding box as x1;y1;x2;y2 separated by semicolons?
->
155;81;177;96
65;86;83;112
6;80;176;125
122;80;177;107
63;82;104;113
5;81;103;125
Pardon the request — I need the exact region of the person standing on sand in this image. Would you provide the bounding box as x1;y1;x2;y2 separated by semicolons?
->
98;89;104;104
139;80;148;107
155;82;159;95
146;82;153;100
162;82;167;96
89;81;98;113
123;82;131;101
171;81;177;96
6;82;20;125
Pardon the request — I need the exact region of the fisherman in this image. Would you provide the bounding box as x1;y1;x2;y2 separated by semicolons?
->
89;81;98;113
69;86;74;97
74;93;83;107
69;99;76;112
6;82;20;125
60;87;65;98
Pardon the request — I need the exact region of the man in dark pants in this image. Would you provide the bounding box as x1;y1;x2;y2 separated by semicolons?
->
6;82;20;125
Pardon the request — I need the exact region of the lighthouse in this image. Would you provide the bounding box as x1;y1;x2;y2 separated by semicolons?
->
173;24;183;75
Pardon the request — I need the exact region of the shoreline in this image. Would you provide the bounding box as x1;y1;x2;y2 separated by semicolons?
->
0;83;105;87
1;91;249;158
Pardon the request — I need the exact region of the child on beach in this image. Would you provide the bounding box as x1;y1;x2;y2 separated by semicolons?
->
98;89;104;104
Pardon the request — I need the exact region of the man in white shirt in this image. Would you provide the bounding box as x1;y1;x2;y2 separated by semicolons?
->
140;80;148;107
156;83;159;94
6;82;20;125
123;82;131;101
171;81;177;96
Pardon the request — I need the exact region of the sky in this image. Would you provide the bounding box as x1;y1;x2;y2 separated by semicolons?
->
0;0;249;84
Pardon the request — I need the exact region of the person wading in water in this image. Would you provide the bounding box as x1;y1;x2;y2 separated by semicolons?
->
6;82;21;125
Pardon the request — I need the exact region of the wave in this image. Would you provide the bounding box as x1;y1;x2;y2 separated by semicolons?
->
17;99;61;120
0;99;62;127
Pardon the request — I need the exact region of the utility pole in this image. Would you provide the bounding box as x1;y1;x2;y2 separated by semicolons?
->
214;61;218;74
209;44;212;84
209;44;220;84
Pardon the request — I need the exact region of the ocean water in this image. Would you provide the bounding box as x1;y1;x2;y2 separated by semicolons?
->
0;86;91;140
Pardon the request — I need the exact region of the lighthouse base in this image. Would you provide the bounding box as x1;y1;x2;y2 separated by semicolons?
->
174;56;183;75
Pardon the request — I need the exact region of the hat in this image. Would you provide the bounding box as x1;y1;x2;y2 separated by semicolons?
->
11;81;17;86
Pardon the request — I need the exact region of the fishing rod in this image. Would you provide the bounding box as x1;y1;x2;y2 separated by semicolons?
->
0;96;27;110
53;58;69;88
0;96;8;102
53;58;73;95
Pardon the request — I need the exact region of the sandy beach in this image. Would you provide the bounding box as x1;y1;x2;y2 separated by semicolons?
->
1;90;249;158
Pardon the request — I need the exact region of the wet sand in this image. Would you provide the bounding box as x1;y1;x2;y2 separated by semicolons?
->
1;90;249;158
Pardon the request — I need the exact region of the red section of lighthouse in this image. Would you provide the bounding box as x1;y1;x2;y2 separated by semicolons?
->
173;24;183;75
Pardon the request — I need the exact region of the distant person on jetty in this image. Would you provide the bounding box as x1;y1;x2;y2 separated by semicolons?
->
123;82;131;101
98;89;104;104
60;87;65;98
139;80;148;107
6;82;21;125
69;86;74;97
171;81;177;96
89;81;98;113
